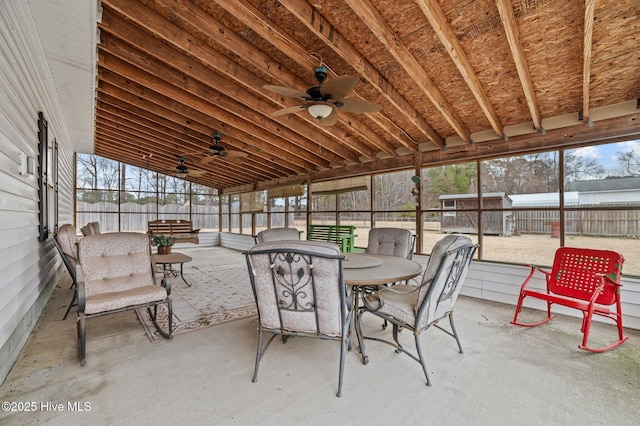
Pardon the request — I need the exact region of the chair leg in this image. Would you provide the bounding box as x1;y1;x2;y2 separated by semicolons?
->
77;313;86;366
63;288;77;320
578;305;629;352
148;304;172;339
252;329;264;383
166;299;173;338
448;312;464;354
337;334;347;397
392;324;403;352
356;308;369;365
511;292;555;327
414;334;431;386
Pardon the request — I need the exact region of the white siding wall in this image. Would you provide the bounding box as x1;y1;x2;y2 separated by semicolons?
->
0;1;75;383
461;261;640;330
220;232;255;251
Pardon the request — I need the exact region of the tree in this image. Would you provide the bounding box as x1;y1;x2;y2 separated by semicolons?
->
564;152;605;182
615;150;640;177
424;163;476;208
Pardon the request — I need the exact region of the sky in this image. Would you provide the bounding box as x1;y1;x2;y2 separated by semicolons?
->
571;139;640;174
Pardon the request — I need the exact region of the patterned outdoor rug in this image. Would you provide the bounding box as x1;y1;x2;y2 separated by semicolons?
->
137;263;257;342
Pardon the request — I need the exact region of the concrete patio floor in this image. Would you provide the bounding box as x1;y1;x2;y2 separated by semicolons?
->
1;247;639;425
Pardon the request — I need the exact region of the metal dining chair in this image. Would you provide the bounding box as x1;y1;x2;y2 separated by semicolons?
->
365;227;416;259
254;227;300;244
244;240;351;397
358;234;477;386
52;224;79;320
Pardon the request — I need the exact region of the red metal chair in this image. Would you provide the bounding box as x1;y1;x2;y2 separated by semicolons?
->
512;247;627;352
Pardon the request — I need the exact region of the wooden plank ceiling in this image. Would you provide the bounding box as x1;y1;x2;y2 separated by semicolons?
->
95;0;640;194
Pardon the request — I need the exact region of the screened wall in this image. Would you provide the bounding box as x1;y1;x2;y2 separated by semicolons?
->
77;139;640;275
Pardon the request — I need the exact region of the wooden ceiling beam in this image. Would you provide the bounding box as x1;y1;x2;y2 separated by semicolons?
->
496;0;542;131
582;0;597;122
210;0;410;153
96;116;273;184
97;39;343;170
96;51;337;172
279;0;444;148
345;0;471;142
312;112;640;182
95;121;254;185
96;104;283;179
97;80;305;174
94;126;255;187
98;98;288;178
101;0;380;160
94;133;241;187
416;0;504;138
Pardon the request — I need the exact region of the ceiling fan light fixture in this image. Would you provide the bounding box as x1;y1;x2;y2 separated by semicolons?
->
308;103;333;120
175;171;187;178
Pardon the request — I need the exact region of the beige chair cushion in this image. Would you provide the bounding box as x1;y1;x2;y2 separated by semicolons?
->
246;240;343;336
364;234;473;328
78;232;167;315
81;222;100;236
256;228;300;243
365;228;413;259
89;222;100;234
56;224;78;270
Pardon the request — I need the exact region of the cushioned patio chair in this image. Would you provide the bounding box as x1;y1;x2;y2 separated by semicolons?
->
254;227;300;244
52;224;79;320
364;227;418;328
358;235;477;386
365;227;416;259
244;240;351;397
512;247;627;352
81;221;100;236
76;232;173;365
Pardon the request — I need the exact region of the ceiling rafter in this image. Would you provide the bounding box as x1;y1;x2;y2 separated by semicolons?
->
97;79;307;175
97;48;337;170
416;0;503;138
344;0;471;142
210;0;414;153
86;0;640;194
96;103;283;179
104;0;383;160
278;0;443;148
98;94;292;177
99;8;361;166
582;0;597;122
496;0;542;131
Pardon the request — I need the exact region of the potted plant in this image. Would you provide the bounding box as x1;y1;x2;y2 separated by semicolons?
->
153;234;175;255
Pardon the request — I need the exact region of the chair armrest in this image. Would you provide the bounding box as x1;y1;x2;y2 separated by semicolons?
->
518;264;549;292
192;228;201;234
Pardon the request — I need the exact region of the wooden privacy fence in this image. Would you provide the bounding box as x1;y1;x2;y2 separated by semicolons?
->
76;202;292;232
513;209;640;237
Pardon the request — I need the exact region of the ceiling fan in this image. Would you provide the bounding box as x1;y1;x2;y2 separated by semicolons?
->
199;132;248;165
263;64;382;126
173;156;206;178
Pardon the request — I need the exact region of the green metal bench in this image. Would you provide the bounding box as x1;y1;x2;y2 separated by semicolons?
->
306;224;357;252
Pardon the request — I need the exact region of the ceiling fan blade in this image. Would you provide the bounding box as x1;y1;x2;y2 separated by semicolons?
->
318;108;339;127
337;98;382;113
271;105;306;117
187;170;206;177
263;84;310;100
321;75;358;99
199;156;216;165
